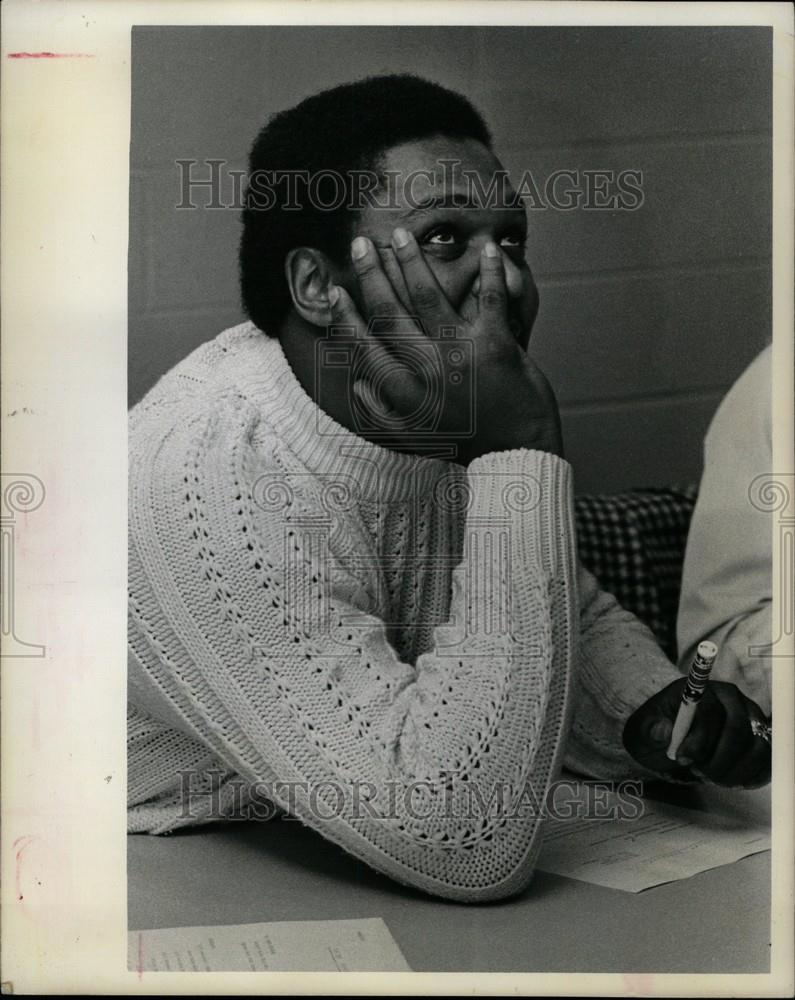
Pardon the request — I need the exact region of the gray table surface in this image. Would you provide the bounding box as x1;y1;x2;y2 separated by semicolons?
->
128;782;771;974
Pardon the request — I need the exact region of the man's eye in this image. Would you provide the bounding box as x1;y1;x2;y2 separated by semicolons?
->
500;233;527;250
421;227;526;258
424;228;458;246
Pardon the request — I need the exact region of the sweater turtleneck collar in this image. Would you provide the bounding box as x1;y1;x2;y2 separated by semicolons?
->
220;321;466;505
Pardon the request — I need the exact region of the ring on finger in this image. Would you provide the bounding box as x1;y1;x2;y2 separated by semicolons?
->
750;718;772;745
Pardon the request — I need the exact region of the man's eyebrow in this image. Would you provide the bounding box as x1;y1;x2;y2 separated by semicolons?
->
400;191;525;219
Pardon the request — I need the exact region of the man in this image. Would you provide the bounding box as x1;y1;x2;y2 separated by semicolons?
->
128;74;770;902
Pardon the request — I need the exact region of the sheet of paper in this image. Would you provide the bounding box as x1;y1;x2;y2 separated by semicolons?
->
128;916;412;972
537;791;770;892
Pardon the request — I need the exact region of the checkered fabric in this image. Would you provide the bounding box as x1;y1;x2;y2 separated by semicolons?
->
574;485;699;660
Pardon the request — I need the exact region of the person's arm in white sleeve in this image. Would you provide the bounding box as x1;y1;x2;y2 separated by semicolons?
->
563;560;771;790
677;345;772;716
129;396;581;903
563;563;685;781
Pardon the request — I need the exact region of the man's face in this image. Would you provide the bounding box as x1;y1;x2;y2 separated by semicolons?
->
339;135;539;350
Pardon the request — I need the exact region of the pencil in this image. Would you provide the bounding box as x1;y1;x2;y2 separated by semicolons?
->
666;640;719;761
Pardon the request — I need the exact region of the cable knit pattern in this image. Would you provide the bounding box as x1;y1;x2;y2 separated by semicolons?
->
128;321;683;902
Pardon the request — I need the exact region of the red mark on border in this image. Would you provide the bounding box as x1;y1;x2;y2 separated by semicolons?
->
7;52;95;59
13;835;35;902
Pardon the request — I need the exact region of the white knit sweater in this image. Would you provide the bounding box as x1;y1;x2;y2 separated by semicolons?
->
128;321;682;902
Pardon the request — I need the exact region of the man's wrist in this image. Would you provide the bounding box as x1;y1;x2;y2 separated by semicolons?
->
519;422;564;459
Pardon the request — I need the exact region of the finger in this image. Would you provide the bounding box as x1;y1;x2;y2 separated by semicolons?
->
710;706;772;788
389;227;460;332
353;378;393;421
477;241;510;335
713;724;771;788
375;244;414;315
327;280;366;334
328;284;402;392
350;235;415;337
623;706;695;782
695;684;754;783
649;717;673;748
675;692;723;766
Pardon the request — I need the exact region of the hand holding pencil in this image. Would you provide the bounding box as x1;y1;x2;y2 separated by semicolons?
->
665;640;719;761
623;643;772;788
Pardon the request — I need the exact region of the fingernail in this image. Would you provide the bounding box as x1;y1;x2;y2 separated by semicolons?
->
483;241;499;258
328;286;340;307
351;236;369;260
392;227;410;249
650;720;670;743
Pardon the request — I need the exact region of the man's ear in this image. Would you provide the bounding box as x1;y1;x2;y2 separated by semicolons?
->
284;247;337;328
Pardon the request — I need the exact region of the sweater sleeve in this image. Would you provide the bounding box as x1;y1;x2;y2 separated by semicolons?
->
128;394;576;903
563;563;685;781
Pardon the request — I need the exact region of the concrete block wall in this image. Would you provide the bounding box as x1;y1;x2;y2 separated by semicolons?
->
129;26;771;493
